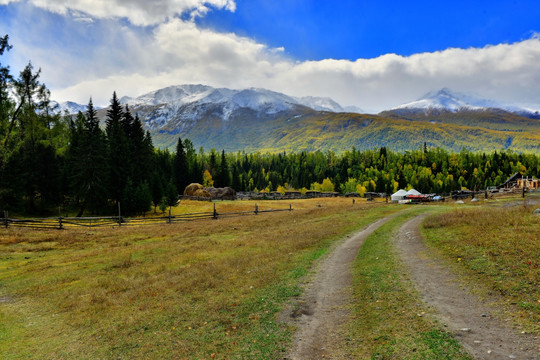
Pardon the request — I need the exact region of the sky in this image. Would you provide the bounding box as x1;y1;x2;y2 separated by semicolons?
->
1;0;540;113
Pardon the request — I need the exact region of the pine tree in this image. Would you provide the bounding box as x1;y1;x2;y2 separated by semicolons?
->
105;92;129;206
165;181;178;207
67;100;109;215
150;173;164;213
217;150;230;187
130;113;150;185
173;137;188;193
83;99;109;213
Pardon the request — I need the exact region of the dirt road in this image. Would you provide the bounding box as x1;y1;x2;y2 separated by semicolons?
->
283;214;398;360
396;215;539;360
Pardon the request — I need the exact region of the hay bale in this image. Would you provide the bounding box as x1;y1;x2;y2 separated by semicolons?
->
204;187;237;200
184;183;204;196
193;189;211;198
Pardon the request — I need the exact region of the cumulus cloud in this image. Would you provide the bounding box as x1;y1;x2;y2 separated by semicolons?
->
8;1;540;113
54;27;540;113
274;39;540;111
3;0;236;25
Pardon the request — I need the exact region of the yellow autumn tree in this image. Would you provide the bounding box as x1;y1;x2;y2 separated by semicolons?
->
311;178;335;192
202;170;214;187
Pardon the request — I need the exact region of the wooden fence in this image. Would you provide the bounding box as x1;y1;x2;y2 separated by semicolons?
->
1;204;293;230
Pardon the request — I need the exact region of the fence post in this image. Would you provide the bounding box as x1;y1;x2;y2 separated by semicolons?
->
57;206;63;230
289;203;292;211
4;210;8;229
118;201;122;226
213;203;218;219
168;206;172;224
255;203;258;215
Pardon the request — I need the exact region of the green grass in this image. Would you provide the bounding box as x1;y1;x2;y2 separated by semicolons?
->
0;198;401;359
345;207;472;359
421;197;540;333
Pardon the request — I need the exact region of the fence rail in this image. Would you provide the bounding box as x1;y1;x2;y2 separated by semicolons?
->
1;204;293;230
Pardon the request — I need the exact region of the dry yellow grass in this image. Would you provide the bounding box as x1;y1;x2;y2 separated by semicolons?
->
0;198;400;359
422;198;540;333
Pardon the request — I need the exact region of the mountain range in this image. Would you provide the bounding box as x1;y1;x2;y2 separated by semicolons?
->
62;85;540;153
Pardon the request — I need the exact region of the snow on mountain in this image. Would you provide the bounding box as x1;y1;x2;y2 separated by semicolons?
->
116;84;354;130
391;87;540;116
392;88;503;112
295;96;345;112
50;100;91;114
343;105;364;113
123;85;300;115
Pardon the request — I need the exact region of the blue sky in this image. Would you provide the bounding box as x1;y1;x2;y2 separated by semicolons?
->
198;0;540;60
1;0;540;112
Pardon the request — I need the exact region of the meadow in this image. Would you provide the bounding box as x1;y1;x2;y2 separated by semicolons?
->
1;195;537;359
0;198;399;359
421;198;540;333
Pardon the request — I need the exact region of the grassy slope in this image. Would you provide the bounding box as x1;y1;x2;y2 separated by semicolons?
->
151;111;540;153
0;198;401;359
421;197;540;333
380;109;540;132
344;207;472;359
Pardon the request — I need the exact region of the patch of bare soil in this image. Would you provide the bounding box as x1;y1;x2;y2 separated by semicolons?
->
282;215;398;360
396;215;539;360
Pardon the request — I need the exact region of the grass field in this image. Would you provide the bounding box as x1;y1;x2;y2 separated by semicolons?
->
1;195;537;359
421;196;540;333
0;198;399;359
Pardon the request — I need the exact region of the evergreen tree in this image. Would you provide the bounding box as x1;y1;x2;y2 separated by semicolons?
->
150;173;164;213
217;150;229;187
165;181;178;207
184;138;201;184
208;149;217;178
130;113;151;185
105;92;129;206
67;100;109;215
173;137;189;193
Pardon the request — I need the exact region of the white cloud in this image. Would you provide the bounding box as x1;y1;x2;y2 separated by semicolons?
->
8;1;540;113
3;0;236;25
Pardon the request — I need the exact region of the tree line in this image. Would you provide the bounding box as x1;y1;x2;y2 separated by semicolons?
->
1;34;539;215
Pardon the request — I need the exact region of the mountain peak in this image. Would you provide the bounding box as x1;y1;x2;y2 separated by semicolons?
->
393;88;502;112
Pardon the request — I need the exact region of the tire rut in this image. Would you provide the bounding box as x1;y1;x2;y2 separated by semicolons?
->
395;215;539;360
283;213;400;360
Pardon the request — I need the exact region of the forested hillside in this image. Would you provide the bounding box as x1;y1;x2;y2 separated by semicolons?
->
139;108;540;154
1;35;539;216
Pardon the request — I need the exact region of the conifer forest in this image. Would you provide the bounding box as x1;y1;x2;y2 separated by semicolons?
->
1;34;539;216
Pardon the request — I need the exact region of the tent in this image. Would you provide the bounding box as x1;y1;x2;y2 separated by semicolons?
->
406;189;421;196
391;189;408;202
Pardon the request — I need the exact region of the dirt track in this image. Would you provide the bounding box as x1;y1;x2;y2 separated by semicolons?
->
283;214;398;360
396;215;539;360
283;212;539;360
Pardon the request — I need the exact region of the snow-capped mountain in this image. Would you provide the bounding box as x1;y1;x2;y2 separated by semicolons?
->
294;96;345;112
391;88;540;118
118;84;353;130
122;84;349;114
50;100;90;114
392;88;504;112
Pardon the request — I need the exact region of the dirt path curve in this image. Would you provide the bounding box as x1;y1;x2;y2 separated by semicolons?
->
283;214;399;360
396;215;539;360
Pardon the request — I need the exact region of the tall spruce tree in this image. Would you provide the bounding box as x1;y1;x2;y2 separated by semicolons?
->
130;113;151;185
173;137;189;193
105;92;129;206
217;150;229;187
67;100;109;215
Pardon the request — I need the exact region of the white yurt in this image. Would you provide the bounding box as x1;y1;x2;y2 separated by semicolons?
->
391;189;408;202
406;188;421;196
